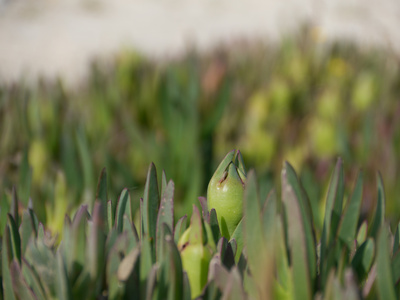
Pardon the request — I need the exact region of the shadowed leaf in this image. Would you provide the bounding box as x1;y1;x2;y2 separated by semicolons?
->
141;163;160;263
351;238;374;281
95;167;108;228
370;173;385;239
115;188;130;233
156;180;174;261
338;172;363;248
10;259;36;300
282;166;312;300
376;227;396;300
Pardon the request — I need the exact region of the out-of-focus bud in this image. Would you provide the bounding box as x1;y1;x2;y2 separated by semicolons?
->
178;206;213;299
207;150;246;240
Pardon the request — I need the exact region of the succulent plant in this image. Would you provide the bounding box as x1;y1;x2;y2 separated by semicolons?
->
207;150;246;240
1;151;400;300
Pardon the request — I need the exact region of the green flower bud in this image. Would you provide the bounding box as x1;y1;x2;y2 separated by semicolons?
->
207;150;246;240
181;243;212;298
178;206;213;299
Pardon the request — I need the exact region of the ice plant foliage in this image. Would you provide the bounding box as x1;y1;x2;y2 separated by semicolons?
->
0;151;399;299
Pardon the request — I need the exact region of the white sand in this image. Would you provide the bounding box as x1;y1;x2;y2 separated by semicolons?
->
0;0;399;86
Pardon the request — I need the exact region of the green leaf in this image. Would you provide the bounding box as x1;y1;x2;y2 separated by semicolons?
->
230;218;243;263
7;214;21;264
55;250;72;300
393;223;400;256
107;200;114;233
115;188;130;233
124;215;139;252
351;238;374;281
2;226;17;300
174;215;187;244
338;172;363;248
202;281;222;300
209;209;221;246
391;248;400;285
11;187;19;228
243;170;271;298
140;235;153;296
106;245;124;300
261;188;277;243
188;205;204;246
156;180;174;261
18;148;32;206
274;215;292;298
198;196;209;223
221;267;246;300
217;238;235;270
22;258;48;300
283;162;316;290
282;166;312;300
0;192;10;237
25;238;57;297
95;167;108;228
66;206;87;280
320;159;343;285
87;201;105;294
145;265;158;300
356;221;368;246
25;239;56;296
182;271;191;300
166;233;184;300
76;127;94;192
141;163;160;263
208;257;229;292
376;227;396;300
161;170;168;198
370;172;385;239
20;210;35;256
10;259;36;300
117;247;140;282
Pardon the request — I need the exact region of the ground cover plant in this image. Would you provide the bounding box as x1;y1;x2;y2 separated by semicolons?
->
1;30;400;232
1;149;399;299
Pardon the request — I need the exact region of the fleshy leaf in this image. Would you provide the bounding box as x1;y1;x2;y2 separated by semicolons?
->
10;259;36;300
11;187;20;228
338;171;363;248
2;225;17;300
86;201;105;294
174;215;188;244
243;170;271;299
7;214;21;264
351;238;375;281
283;162;316;289
22;258;48;300
209;209;221;246
319;159;344;286
189;205;204;246
282;165;312;300
55;250;72;300
376;227;396;300
199;196;209;223
156;180;174;261
115;188;130;233
141;163;160;263
95;167;108;227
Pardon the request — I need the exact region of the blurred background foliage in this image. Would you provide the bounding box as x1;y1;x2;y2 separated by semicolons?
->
1;30;400;236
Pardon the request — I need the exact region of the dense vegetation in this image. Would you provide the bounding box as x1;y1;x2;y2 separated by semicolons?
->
0;149;398;299
1;31;400;285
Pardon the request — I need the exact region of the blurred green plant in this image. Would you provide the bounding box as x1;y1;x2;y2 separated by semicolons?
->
1;152;399;299
1;29;400;233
